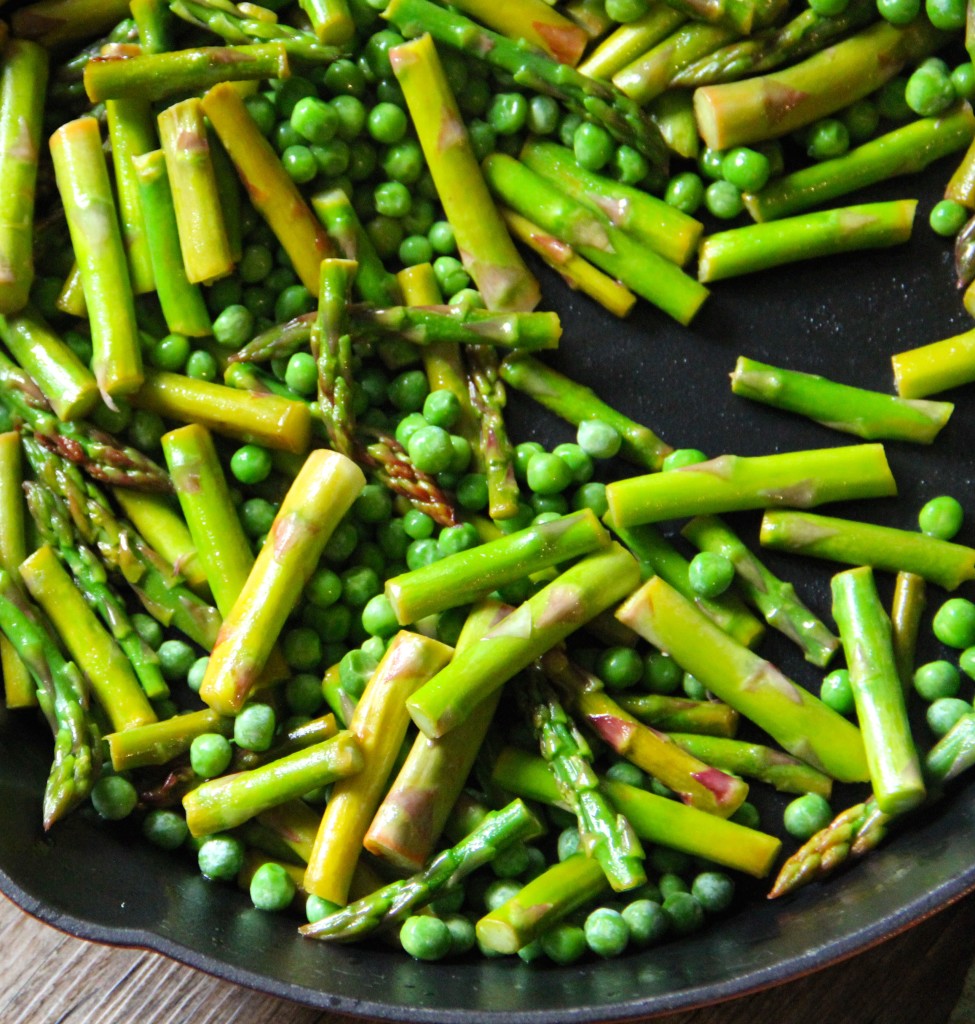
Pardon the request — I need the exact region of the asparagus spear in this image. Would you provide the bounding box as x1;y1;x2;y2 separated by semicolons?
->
694;19;946;149
0;39;48;316
491;746;782;877
24;482;169;701
132;369;312;454
0;430;34;708
891;571;926;691
386;509;610;624
406;543;641;739
106;707;231;771
745;105;975;222
298;0;355;45
132;150;212;337
158;97;235;286
350;304;563;352
667;733;833;796
0;566;98;829
0;349;171;491
303;631;454;904
311;189;400;307
19;545;157;732
383;0;669;168
301;799;543;940
519;139;703;267
770;711;975;898
448;0;589;65
229;312;315;366
201;82;333;294
200;448;364;716
364;601;510;873
85;43;290;103
832;566;925;815
0;308;98;421
579;8;689;81
110;488;207;595
315;256;358;459
499;355;673;471
477;852;609;954
11;0;132;49
681;514;839;667
605;443;897;528
616;576;869;782
184;731;363;837
131;0;173;53
699;200;917;282
891;324;975;399
730;355;953;444
49;116;143;402
389;33;539;312
525;668;647;891
162;424;260;616
671;0;875;88
450;345;513;521
499;208;637;318
649;87;701;159
616;693;739;737
540;648;750;818
170;0;340;62
483;153;708;325
759;510;975;591
104;97;159;300
612;21;740;105
606;515;765;648
22;434;222;651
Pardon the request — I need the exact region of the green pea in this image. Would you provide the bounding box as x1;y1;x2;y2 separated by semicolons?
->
131;612;163;650
662;891;704;935
382;138;424;183
284;351;318;395
526;451;572;495
687;551;735;598
926;0;966;29
721;147;770;192
198;834;245;881
840;98;880;143
281;144;317;184
876;0;921;22
285;673;324;716
432;255;470;296
190;732;233;779
691;871;735;913
951;62;975;100
244;93;276;135
610;144;649;185
905;65;957;116
576;419;622;459
596;646;644;691
283;626;322;671
400;915;452;960
235;703;277;752
250;862;297;912
157;639;196;682
584;907;629;958
704;179;743;219
643;651;682;694
150;332;191;372
230;444;273;485
487;91;529;136
914;660;961;700
573;121;614;171
306;894;342;923
540;923;587;964
918;494;964;538
783;792;832;839
367;101;408;144
622;899;668;946
928;695;972;738
820;668;855;715
662;448;708;470
933;597;975;648
457;473;489;511
572;481;609;517
91;775;138;820
664;171;705;214
240;497;277;538
142;808;189;850
806;118;849;160
526;94;559;135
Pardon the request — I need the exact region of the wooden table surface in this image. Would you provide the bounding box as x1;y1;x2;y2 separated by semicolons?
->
3;886;975;1024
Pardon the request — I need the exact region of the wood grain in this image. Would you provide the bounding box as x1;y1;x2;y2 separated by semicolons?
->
2;890;974;1024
